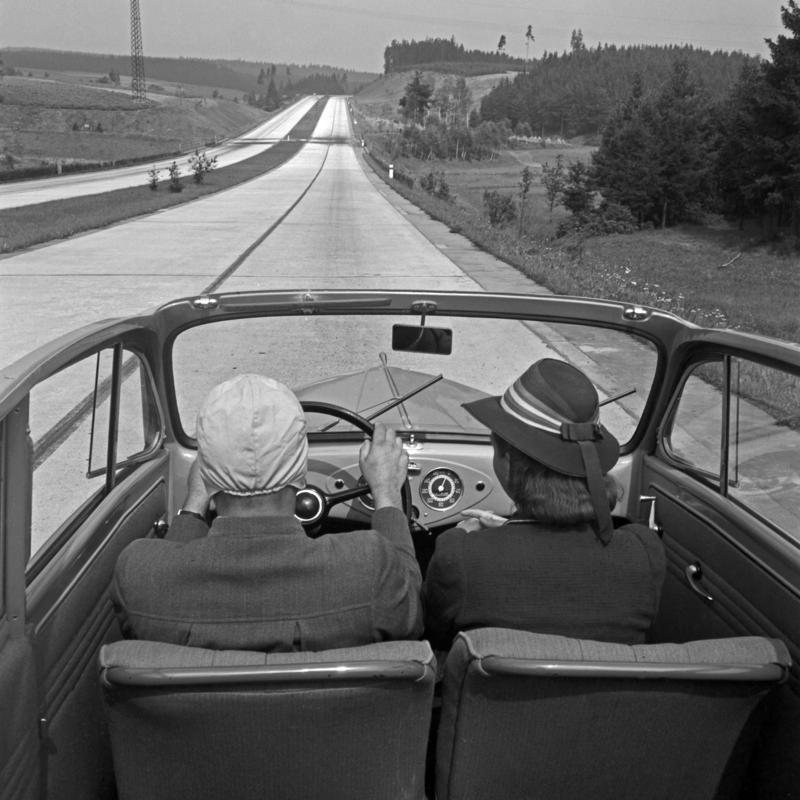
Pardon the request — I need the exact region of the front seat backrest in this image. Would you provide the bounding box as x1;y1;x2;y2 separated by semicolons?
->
100;639;435;800
436;628;790;800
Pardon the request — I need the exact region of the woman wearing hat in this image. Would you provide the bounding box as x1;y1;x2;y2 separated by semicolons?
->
422;359;665;649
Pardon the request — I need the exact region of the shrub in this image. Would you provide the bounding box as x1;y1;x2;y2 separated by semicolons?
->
420;171;451;200
556;202;637;238
483;190;516;226
393;168;414;189
188;150;218;184
147;165;160;191
541;155;566;213
561;160;593;214
168;161;182;193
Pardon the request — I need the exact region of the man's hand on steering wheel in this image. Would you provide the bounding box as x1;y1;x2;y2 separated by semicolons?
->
359;423;408;512
296;401;412;532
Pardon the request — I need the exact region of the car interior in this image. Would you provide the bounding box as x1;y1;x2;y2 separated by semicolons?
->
1;291;799;800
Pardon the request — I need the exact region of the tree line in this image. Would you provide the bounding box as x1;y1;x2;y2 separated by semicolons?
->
384;36;525;74
478;44;754;139
590;0;800;236
244;71;348;110
380;70;511;162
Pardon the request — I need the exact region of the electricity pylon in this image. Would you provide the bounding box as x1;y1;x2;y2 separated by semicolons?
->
130;0;147;102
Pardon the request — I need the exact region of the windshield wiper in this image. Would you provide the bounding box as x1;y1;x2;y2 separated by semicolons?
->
317;371;443;433
599;388;636;406
380;352;411;429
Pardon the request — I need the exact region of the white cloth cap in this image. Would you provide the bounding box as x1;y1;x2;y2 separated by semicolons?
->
197;374;308;496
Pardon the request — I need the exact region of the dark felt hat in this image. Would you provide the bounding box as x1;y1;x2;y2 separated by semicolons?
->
462;359;619;542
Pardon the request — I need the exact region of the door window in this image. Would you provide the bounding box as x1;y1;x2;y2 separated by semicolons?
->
664;356;800;542
28;348;161;568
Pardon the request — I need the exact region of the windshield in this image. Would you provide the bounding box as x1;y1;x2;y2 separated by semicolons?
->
171;313;658;443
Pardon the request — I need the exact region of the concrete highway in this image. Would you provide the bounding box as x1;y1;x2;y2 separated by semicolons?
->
0;95;320;210
1;93;558;550
0;95;548;371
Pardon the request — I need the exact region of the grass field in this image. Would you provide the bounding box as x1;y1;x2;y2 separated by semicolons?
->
362;138;800;344
0;76;140;109
407;144;594;237
0;75;269;174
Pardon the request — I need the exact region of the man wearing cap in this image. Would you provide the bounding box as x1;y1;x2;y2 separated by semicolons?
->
423;358;665;649
111;374;423;652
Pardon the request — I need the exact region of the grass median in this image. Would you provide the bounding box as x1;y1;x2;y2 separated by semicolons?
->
0;99;328;254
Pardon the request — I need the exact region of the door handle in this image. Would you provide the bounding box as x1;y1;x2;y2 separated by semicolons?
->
685;562;714;602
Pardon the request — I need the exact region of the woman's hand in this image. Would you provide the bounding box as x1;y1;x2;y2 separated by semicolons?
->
458;508;508;532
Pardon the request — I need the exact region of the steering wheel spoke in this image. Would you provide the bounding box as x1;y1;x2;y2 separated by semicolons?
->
326;483;372;505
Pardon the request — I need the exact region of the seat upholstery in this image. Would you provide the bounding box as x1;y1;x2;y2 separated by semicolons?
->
436;628;790;800
99;639;436;800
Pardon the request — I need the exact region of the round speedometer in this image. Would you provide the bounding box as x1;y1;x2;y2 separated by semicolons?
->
420;468;464;510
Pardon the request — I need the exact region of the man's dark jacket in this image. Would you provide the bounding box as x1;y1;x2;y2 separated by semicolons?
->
112;507;422;651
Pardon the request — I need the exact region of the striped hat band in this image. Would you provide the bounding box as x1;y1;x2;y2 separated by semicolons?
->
500;377;600;441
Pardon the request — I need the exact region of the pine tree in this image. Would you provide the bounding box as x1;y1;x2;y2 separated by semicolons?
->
717;1;800;237
593;61;717;227
648;60;717;226
399;72;434;124
762;0;800;235
265;78;280;110
593;75;658;224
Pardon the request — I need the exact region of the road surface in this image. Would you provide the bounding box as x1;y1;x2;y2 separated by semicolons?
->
0;95;547;370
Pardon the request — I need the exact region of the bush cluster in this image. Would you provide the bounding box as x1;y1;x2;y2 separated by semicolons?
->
483;190;517;227
189;150;218;184
555;202;638;238
385;118;511;162
419;171;451;200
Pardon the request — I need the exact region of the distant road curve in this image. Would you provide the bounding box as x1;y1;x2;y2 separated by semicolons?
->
0;96;320;211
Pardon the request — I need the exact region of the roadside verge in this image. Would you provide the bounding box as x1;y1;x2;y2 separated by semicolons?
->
0;99;328;255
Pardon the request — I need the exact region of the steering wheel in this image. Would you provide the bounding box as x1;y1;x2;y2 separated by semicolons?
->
297;401;412;534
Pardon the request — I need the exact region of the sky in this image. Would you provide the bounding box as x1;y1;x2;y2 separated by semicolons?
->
0;0;789;73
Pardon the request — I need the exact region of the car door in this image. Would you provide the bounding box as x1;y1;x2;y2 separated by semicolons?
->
0;392;38;800
0;327;170;800
643;337;800;798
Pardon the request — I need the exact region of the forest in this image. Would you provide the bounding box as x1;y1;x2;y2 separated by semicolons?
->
477;45;753;139
383;36;525;74
385;3;800;241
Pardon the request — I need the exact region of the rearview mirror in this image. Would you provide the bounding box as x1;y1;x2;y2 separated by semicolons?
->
392;324;452;355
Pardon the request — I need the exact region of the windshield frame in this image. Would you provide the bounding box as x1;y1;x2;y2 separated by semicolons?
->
159;290;678;453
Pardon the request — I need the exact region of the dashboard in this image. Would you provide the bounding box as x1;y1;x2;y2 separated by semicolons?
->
306;439;513;531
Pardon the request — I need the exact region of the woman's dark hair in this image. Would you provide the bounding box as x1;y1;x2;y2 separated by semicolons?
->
493;434;619;526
